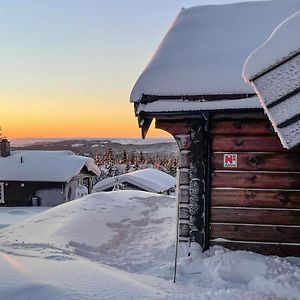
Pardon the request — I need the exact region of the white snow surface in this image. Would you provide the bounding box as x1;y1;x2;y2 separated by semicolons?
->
0;191;299;300
0;207;49;230
130;0;300;102
0;150;100;182
136;97;261;114
243;9;300;81
93;168;176;193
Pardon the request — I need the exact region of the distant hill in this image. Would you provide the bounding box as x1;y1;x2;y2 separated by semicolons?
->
12;138;178;158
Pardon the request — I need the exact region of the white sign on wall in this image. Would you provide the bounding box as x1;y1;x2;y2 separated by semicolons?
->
223;154;238;168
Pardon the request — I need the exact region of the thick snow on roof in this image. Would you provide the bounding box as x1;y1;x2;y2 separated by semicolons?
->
130;0;300;103
93;168;176;193
243;10;300;81
136;97;261;114
0;150;100;182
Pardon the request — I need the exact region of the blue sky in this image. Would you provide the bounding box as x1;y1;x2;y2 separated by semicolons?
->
0;0;262;138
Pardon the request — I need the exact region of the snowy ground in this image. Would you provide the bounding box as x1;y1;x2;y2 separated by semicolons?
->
0;207;49;229
0;191;299;300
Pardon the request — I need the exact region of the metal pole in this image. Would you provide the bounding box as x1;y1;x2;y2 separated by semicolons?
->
173;172;180;283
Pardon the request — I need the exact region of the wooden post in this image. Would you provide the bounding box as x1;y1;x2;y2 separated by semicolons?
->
188;117;210;250
156;116;210;251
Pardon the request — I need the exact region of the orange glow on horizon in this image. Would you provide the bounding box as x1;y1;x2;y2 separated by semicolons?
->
0;89;171;139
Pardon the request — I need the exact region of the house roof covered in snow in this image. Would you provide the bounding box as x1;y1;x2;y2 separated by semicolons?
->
130;0;300;108
243;9;300;149
243;10;300;81
93;168;176;193
0;150;100;182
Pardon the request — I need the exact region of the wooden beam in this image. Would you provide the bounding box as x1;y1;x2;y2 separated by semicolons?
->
211;189;300;209
212;135;284;152
211;207;300;225
212;152;300;172
211;223;300;243
210;241;300;256
212;172;300;189
211;119;273;136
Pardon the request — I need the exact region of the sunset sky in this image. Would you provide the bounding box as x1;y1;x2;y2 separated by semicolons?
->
1;0;258;139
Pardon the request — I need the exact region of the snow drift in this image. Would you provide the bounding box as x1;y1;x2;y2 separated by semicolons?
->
0;191;299;299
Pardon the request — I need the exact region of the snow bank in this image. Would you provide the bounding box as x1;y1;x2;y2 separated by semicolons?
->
243;10;300;81
131;0;300;102
0;191;299;299
0;191;176;272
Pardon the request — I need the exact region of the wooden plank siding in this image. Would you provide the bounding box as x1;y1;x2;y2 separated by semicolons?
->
210;116;300;256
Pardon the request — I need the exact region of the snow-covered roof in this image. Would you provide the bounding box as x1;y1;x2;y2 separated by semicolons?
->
243;9;300;149
130;0;300;104
243;10;300;81
0;150;100;182
93;168;176;193
136;97;261;114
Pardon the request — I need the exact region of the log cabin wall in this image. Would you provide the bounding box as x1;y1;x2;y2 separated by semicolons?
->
156;111;300;257
210;112;300;256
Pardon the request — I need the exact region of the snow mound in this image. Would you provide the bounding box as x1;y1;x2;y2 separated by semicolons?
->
0;191;176;274
0;191;299;299
177;245;300;299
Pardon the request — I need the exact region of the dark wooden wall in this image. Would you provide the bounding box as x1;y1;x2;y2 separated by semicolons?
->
3;181;64;206
210;114;300;256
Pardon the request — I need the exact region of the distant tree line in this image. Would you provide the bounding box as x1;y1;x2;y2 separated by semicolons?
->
94;148;177;181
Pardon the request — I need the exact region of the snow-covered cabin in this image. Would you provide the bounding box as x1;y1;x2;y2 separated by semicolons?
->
93;168;176;195
243;10;300;149
0;140;100;206
130;0;300;256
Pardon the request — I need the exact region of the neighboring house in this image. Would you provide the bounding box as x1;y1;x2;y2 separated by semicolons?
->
0;139;100;206
243;10;300;149
130;1;300;256
93;168;176;195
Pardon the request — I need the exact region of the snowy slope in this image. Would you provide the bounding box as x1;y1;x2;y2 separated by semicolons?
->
0;191;299;299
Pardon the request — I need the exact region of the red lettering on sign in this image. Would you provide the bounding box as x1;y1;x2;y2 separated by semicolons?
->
225;155;233;164
223;154;238;167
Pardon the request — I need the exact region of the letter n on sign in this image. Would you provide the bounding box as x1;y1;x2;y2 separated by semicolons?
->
223;154;238;167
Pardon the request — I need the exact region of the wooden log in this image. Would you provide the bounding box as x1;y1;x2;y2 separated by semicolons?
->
211;207;300;225
179;188;190;204
211;172;300;189
211;119;273;136
211;189;300;209
156;119;191;135
212;136;284;152
211;223;300;243
178;169;190;185
179;207;190;220
178;151;190;168
179;223;190;238
212;152;300;172
174;135;191;150
210;241;300;256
